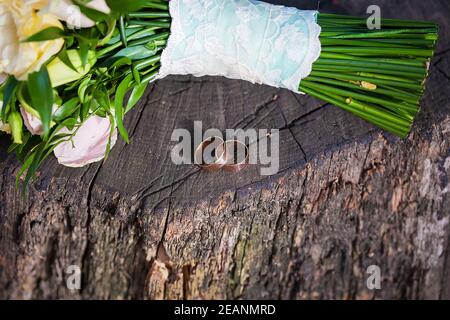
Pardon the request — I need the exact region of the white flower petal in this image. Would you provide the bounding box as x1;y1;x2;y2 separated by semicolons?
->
20;105;58;136
0;1;64;80
44;0;110;29
20;107;44;136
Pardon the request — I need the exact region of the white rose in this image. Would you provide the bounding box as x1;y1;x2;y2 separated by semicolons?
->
0;0;64;80
42;0;110;29
54;115;117;168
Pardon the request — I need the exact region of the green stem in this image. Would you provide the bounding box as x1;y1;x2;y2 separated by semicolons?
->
128;12;171;19
312;65;424;79
314;58;425;74
299;85;410;137
128;20;171;28
322;46;434;58
301;80;417;115
305;76;420;105
309;71;423;91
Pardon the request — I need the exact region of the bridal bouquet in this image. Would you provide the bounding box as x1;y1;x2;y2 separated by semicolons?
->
0;0;438;189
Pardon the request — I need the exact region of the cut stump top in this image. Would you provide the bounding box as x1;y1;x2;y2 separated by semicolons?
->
1;0;450;300
2;1;449;205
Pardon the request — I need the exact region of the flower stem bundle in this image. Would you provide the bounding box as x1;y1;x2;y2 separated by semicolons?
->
302;13;439;137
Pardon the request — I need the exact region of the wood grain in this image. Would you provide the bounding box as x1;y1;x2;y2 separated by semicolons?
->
0;0;449;299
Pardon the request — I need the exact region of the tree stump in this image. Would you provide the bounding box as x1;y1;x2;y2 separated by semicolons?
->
1;0;450;300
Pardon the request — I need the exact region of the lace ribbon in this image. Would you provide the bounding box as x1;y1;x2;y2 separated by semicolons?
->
158;0;322;93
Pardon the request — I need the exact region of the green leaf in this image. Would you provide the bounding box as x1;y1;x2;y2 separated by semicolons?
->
106;0;149;14
119;16;128;47
58;47;78;73
112;56;132;69
73;0;110;22
107;27;148;45
27;66;53;137
2;76;18;121
23;27;64;42
16;83;37;116
17;117;78;192
104;113;116;161
132;66;141;85
8;111;23;144
78;38;90;67
60;118;79;130
66;36;75;47
53;97;80;121
98;18;117;46
113;44;160;61
21;142;46;193
15;134;41;163
16;150;37;191
125;81;148;114
114;74;133;143
78;76;92;103
91;84;110;113
80;101;91;121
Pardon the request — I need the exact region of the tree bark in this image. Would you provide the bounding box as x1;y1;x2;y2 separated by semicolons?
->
1;0;450;300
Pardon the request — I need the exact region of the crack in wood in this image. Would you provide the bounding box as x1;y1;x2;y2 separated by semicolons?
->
277;104;308;161
129;87;153;139
135;168;200;201
80;163;103;294
231;94;280;130
435;47;450;57
435;65;450;83
279;103;331;131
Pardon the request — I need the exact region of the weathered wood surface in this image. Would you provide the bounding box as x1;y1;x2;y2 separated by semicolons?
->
1;0;450;300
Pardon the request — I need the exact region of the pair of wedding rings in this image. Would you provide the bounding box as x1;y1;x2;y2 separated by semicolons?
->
194;137;249;173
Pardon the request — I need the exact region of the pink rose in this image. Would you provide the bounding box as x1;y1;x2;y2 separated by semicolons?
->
20;107;45;135
0;73;6;85
54;115;117;168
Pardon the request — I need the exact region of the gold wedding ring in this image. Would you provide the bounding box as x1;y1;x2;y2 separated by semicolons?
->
219;140;249;173
194;137;249;173
194;136;227;172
